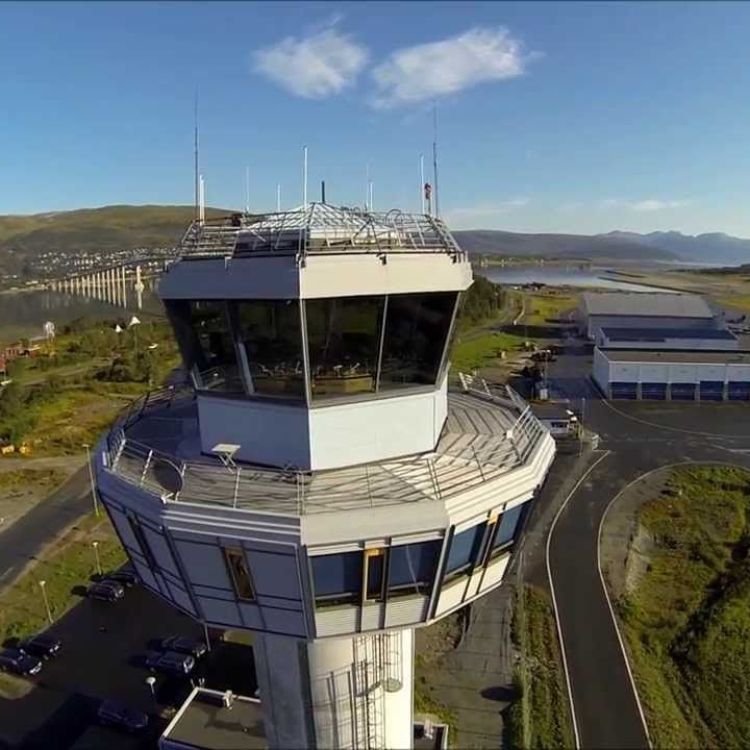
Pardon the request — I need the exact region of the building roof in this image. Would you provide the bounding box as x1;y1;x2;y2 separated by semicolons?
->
600;327;736;342
598;348;750;364
106;388;547;516
530;402;576;421
160;690;266;750
582;292;714;319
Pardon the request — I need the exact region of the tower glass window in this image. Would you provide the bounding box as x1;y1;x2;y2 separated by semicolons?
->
379;292;457;390
490;503;526;555
311;551;363;607
233;300;305;399
387;540;441;597
444;523;487;579
306;296;384;400
166;300;242;393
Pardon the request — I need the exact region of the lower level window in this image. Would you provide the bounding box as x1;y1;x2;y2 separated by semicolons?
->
223;548;255;601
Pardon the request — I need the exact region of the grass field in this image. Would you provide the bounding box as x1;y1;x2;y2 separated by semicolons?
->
451;331;526;374
506;584;575;749
521;291;576;326
619;465;750;749
0;513;126;644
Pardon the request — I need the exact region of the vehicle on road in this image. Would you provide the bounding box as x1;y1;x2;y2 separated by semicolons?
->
97;699;149;733
101;569;138;587
88;581;125;602
159;635;207;659
145;650;195;677
19;633;62;660
0;648;43;676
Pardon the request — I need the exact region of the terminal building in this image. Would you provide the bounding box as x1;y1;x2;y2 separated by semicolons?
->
94;204;556;749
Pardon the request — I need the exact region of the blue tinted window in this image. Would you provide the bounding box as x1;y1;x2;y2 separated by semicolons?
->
388;541;441;596
492;503;526;551
311;552;362;605
445;523;486;575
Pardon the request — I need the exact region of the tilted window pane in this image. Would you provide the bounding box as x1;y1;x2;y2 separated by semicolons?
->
388;541;441;596
379;292;457;390
492;503;527;550
445;523;486;575
234;300;304;399
311;551;362;605
223;548;255;601
365;551;385;601
165;299;243;393
306;297;384;400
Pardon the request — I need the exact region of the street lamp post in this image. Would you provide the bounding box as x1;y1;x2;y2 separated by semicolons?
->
92;541;102;577
146;675;157;699
39;580;53;624
82;443;100;517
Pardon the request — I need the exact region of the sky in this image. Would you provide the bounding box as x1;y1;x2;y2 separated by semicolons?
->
3;1;750;236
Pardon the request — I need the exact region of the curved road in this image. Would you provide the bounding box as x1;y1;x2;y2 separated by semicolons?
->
547;350;750;748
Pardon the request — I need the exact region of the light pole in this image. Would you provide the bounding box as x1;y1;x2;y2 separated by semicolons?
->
92;541;102;577
146;675;156;699
39;580;53;624
82;443;100;517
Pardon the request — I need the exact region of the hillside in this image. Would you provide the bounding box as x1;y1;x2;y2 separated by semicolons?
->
452;229;678;262
603;230;750;265
0;205;228;255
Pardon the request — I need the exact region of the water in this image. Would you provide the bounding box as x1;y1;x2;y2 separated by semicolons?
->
480;265;676;292
0;286;163;342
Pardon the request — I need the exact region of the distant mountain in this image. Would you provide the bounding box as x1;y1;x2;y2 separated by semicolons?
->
600;230;750;265
452;229;678;262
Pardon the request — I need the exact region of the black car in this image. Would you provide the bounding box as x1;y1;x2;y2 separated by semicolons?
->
88;581;125;602
160;635;207;659
145;650;195;677
0;648;42;676
19;633;62;660
97;700;149;733
102;569;138;587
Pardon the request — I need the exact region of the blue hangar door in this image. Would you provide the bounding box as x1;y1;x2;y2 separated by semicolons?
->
699;381;724;401
728;382;750;401
670;383;696;400
641;382;667;400
610;381;638;400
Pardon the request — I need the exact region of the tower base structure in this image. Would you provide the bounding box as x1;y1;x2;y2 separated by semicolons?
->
254;629;414;750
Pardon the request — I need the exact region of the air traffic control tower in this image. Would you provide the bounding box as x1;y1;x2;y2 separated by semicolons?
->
95;204;555;749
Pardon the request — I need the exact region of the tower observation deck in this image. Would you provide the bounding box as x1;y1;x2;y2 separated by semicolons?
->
95;203;556;749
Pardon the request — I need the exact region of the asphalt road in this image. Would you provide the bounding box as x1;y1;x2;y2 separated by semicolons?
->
546;346;750;749
0;466;93;587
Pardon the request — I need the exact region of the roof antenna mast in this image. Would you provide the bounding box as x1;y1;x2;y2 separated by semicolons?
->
276;183;281;212
245;166;250;214
432;103;440;219
303;146;308;209
420;153;425;214
193;90;200;222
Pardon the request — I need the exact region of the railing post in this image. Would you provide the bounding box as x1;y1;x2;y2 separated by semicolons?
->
233;468;241;509
140;449;153;486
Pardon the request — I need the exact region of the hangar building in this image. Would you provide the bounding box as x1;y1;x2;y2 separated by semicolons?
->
595;327;738;351
578;292;717;340
593;348;750;400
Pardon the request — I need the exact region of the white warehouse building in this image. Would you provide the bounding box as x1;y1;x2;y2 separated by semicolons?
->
595;326;738;351
94;204;556;750
593;347;750;400
578;291;718;340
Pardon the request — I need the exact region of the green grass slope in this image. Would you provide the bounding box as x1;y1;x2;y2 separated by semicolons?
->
620;465;750;749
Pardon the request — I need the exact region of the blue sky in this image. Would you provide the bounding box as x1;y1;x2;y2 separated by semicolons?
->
2;1;750;235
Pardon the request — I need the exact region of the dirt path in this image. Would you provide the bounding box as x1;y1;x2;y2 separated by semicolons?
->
0;454;86;472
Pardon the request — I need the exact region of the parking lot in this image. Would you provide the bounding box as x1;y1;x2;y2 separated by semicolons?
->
0;583;256;749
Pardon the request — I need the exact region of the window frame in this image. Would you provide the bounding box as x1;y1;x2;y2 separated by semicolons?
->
222;547;256;602
363;548;387;604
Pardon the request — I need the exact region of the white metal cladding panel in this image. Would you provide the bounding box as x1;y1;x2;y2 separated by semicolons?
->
669;364;698;383
197;396;311;470
315;607;359;637
465;569;483;600
244;549;302;601
173;539;233;589
699;364;728;381
639;364;670;382
167;580;196;615
199;597;242;627
300;253;472;299
159;256;300;300
610;363;641;382
361;604;383;631
384;596;428;628
592;348;611;390
141;526;181;578
479;554;510;593
435;578;468;616
729;364;750;381
308;387;444;471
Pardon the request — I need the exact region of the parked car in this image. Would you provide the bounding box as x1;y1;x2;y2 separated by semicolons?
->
145;650;195;677
87;581;125;602
97;699;149;733
0;648;42;676
160;635;207;659
101;569;138;588
19;633;62;660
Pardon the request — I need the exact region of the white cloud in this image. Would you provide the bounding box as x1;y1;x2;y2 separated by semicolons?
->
445;198;529;225
371;27;530;108
600;198;690;212
253;24;368;99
